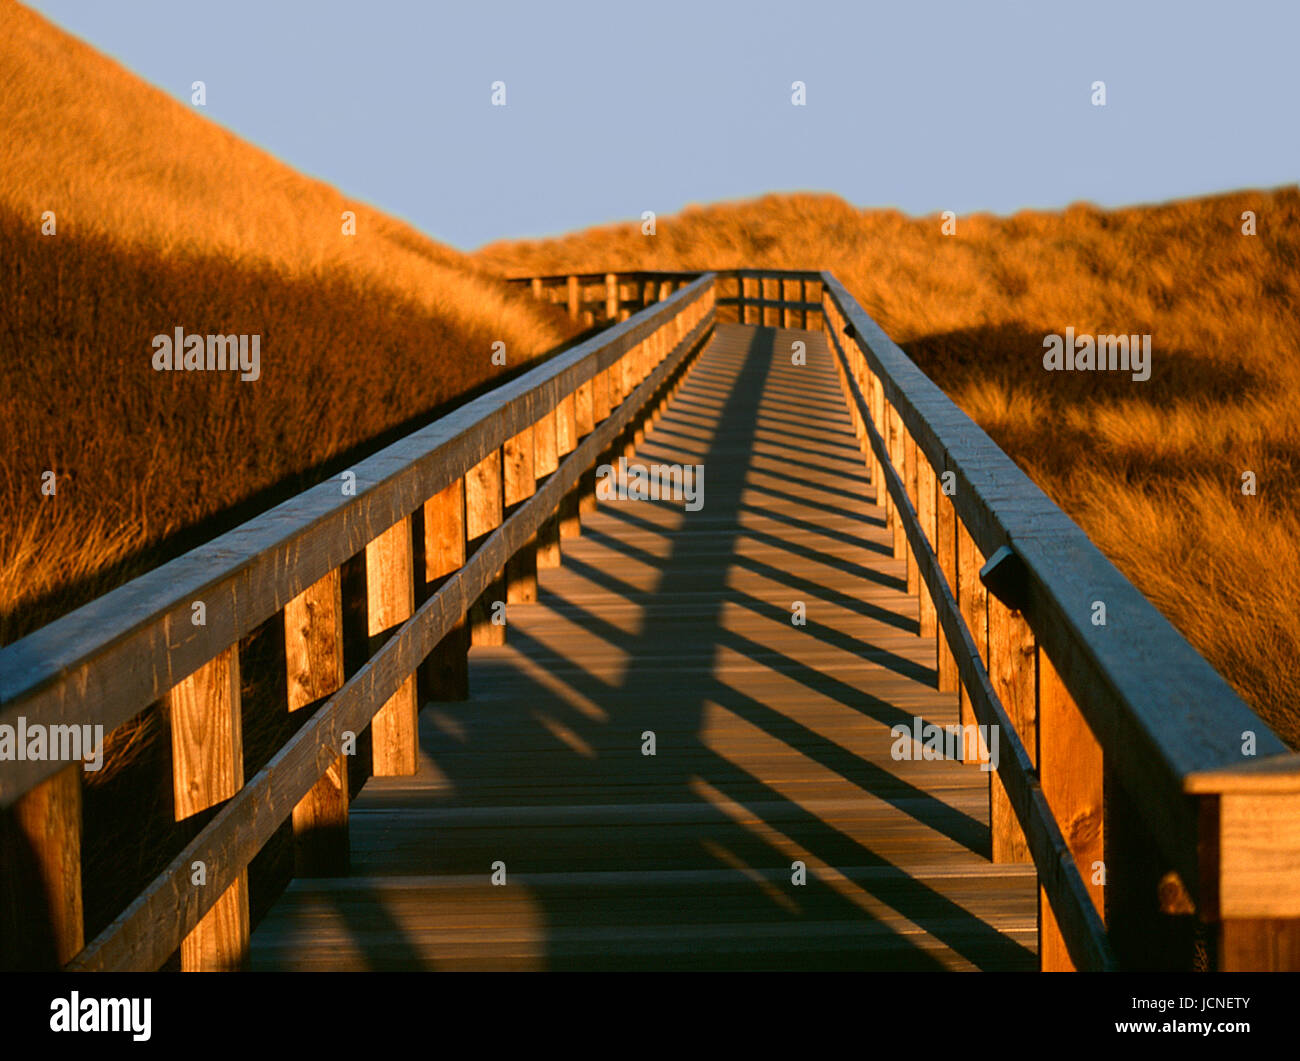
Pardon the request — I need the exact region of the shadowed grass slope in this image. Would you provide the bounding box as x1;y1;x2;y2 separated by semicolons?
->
0;2;580;647
477;191;1300;748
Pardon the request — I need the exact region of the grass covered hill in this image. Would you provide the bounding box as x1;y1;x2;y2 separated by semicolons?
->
0;1;580;647
478;190;1300;748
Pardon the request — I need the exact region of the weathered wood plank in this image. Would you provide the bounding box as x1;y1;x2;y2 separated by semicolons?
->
366;517;419;776
1038;646;1104;970
0;765;83;968
167;647;248;971
283;568;349;876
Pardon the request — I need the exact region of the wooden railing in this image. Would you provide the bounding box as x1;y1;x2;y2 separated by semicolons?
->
810;273;1300;972
3;266;1296;973
506;269;824;330
0;276;716;970
507;271;701;326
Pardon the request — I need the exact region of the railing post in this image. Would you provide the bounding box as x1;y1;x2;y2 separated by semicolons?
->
534;408;561;569
888;405;906;561
903;431;919;597
504;425;538;603
917;456;937;646
421;477;469;700
0;765;84;969
605;273;618;322
367;516;419;776
956;520;987;761
567;275;580;320
1105;774;1202;969
871;374;887;508
936;467;960;694
467;449;506;645
987;591;1036;863
577;377;599;517
284;568;350;875
1194;783;1300;970
168;646;249;971
1038;646;1104;969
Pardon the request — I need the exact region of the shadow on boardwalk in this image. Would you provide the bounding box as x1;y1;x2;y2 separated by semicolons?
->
250;324;1039;971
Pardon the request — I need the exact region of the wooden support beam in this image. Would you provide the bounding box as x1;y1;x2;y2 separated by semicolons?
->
534;408;561;569
605;273;618;321
904;431;920;596
987;592;1036;863
956;519;987;758
168;646;249;971
917;456;937;643
466;449;505;646
421;478;468;700
366;516;418;777
871;373;887;508
936;476;960;694
504;426;538;604
556;392;582;539
284;568;349;876
1038;646;1105;970
567;275;580;320
0;765;84;968
888;405;905;560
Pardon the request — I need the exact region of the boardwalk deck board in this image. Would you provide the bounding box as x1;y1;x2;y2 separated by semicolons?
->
248;323;1038;970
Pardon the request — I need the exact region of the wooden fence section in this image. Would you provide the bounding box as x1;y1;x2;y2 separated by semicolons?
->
809;273;1300;972
510;271;701;327
507;270;824;332
0;277;716;971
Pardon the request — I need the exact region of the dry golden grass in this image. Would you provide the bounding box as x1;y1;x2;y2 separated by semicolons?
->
478;191;1300;749
0;2;579;647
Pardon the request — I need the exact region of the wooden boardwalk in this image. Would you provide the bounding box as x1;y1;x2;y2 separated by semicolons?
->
249;323;1038;971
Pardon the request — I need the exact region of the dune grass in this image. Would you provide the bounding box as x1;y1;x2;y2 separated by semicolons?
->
477;190;1300;749
0;3;579;649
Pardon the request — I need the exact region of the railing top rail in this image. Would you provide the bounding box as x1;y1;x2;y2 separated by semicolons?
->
0;274;716;806
819;270;1294;887
506;270;704;283
506;268;824;284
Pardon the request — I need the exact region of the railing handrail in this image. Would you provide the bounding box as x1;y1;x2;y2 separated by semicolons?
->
0;275;716;807
818;273;1293;889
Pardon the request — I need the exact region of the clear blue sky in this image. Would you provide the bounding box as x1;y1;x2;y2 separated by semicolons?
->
28;0;1300;250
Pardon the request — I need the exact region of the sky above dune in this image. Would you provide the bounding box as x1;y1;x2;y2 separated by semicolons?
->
27;0;1300;250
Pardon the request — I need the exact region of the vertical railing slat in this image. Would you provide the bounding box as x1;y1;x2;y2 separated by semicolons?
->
169;646;248;971
366;516;419;776
284;568;349;875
